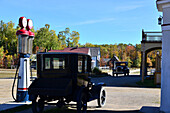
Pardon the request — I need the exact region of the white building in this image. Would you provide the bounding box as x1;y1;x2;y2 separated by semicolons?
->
156;0;170;112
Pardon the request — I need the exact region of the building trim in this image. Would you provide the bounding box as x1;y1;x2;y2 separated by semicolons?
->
157;0;170;11
162;24;170;31
157;0;170;5
162;3;170;8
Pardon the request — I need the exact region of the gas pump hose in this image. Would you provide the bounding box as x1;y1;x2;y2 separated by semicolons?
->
12;58;20;101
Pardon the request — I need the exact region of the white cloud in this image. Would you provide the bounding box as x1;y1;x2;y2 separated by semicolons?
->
114;5;143;12
56;18;115;27
73;18;115;26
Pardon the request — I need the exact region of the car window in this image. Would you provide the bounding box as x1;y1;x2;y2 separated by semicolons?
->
44;57;65;70
85;56;88;72
45;58;50;69
78;56;83;73
53;58;65;69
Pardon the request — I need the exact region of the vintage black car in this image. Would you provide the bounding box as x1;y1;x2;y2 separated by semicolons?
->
28;52;106;113
112;62;129;76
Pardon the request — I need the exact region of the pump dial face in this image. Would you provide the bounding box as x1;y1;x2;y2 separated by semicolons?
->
28;19;33;29
22;17;27;28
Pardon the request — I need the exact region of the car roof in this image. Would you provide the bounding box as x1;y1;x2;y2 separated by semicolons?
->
37;52;90;57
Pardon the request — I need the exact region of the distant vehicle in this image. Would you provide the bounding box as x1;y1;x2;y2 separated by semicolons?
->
112;62;129;76
28;52;106;113
30;61;36;70
30;54;36;70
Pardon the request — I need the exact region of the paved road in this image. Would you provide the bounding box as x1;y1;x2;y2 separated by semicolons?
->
15;86;160;113
0;75;160;113
0;79;16;104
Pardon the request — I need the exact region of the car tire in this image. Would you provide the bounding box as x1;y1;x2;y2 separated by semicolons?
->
97;87;106;107
32;98;44;113
77;92;87;113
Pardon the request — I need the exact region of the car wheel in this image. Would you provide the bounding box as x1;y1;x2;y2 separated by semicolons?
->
77;92;87;113
97;87;106;107
32;98;44;113
56;98;65;108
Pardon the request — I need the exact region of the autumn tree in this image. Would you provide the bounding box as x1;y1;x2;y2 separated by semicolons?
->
0;20;17;55
0;46;5;67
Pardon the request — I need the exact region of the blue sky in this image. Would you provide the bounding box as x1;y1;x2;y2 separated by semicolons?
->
0;0;162;45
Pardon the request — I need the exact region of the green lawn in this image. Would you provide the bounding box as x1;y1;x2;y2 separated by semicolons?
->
136;79;160;88
0;69;37;78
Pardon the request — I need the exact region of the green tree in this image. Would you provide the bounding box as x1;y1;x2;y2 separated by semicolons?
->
127;56;133;67
84;43;95;47
0;20;17;55
34;24;61;51
0;46;5;67
58;28;80;48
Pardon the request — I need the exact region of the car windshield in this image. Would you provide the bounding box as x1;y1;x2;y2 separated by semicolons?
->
44;57;65;70
116;62;127;66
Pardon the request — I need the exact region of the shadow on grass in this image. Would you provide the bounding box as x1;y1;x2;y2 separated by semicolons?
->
136;79;160;88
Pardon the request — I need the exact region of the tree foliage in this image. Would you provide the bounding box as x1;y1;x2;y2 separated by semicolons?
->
0;20;17;54
81;42;160;68
0;19;160;68
58;28;80;48
34;24;61;51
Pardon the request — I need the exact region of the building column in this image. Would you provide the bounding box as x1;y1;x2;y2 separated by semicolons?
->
141;51;145;82
156;0;170;112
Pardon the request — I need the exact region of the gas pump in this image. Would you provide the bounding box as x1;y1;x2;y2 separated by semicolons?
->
12;17;34;102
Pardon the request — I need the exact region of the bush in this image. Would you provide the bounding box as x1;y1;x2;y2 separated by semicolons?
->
0;46;5;67
7;55;13;68
92;67;102;74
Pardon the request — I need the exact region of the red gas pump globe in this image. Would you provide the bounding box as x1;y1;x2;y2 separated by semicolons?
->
19;17;27;28
16;17;29;36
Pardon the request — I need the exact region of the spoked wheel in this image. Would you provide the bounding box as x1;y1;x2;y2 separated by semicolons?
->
97;87;106;107
32;98;44;113
77;92;87;113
